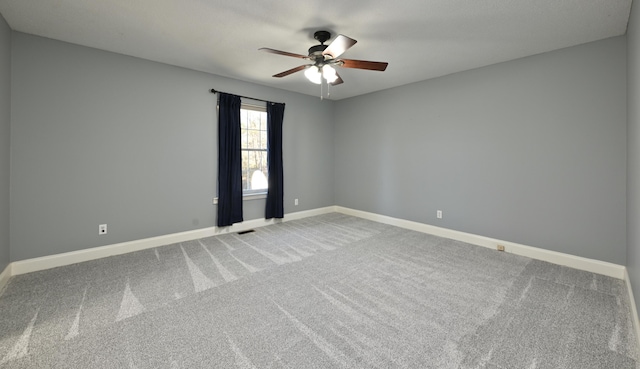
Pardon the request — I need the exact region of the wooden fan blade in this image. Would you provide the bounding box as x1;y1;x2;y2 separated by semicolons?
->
322;34;357;58
273;65;309;78
259;48;309;59
330;73;344;86
339;59;388;71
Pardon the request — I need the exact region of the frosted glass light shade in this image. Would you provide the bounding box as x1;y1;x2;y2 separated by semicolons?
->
304;66;322;84
323;65;338;83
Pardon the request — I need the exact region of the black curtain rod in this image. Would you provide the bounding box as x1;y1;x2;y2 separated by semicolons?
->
210;89;284;105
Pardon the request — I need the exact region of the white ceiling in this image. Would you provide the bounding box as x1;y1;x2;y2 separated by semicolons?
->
0;0;633;100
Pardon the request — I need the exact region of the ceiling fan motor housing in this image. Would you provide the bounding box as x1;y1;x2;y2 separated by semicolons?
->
309;31;331;63
308;44;328;61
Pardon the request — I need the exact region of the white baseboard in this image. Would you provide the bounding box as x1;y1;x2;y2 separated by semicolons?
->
0;263;11;295
624;269;640;352
335;206;625;279
10;206;336;276
5;205;626;281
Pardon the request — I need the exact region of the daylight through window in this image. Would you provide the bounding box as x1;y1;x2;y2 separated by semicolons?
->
241;104;268;194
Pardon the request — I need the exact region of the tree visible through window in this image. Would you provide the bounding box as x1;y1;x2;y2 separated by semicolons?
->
240;105;268;194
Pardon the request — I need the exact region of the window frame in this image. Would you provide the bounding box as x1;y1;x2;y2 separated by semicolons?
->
240;102;269;196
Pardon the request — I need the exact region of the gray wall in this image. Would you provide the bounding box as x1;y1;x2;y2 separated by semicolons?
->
0;14;10;271
4;30;630;267
335;37;627;264
628;1;640;314
10;32;334;261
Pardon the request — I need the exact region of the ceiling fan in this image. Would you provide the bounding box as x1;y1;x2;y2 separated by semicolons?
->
259;30;388;86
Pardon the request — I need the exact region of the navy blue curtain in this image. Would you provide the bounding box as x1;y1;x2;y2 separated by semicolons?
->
217;93;243;227
265;102;285;219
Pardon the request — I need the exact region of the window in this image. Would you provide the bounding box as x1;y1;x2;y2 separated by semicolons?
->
240;104;268;195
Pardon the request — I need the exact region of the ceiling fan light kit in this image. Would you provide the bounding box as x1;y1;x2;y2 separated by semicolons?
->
304;64;339;85
259;30;388;96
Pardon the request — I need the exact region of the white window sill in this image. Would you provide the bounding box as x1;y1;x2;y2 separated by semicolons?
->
212;193;267;205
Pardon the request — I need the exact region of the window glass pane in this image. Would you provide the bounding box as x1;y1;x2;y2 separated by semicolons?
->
258;114;264;132
261;130;267;150
241;150;249;168
240;109;248;129
248;111;260;130
253;151;261;172
243;170;248;191
248;151;256;189
241;129;248;149
241;150;249;190
259;151;268;174
251;151;257;174
249;129;261;149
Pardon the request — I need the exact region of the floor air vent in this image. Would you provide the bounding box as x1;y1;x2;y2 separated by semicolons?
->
237;229;255;235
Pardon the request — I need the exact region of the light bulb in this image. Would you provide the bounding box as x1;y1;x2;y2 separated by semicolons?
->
323;65;338;83
304;66;322;84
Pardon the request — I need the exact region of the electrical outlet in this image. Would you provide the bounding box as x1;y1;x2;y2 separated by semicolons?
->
295;198;299;206
99;224;107;235
436;210;442;219
497;245;505;252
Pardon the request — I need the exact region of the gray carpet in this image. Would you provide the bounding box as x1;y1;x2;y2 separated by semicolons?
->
0;213;637;368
